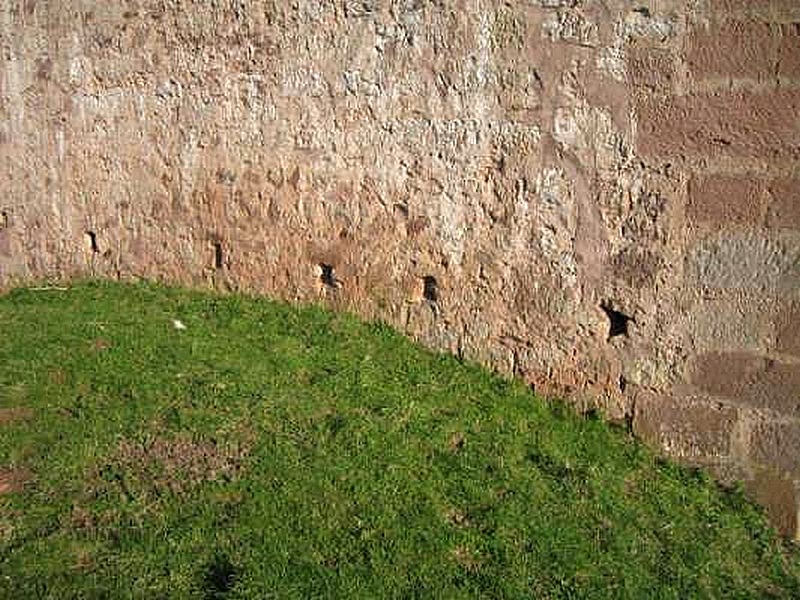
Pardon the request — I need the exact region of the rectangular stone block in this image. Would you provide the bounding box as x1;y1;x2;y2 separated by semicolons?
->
778;23;800;79
628;44;674;90
685;233;800;293
687;175;765;229
707;0;800;18
689;352;800;417
750;420;800;477
686;20;779;80
687;294;779;354
745;470;799;541
776;301;800;357
633;390;738;462
635;90;800;160
766;177;800;230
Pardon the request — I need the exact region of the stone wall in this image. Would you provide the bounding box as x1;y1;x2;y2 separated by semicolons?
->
1;1;798;537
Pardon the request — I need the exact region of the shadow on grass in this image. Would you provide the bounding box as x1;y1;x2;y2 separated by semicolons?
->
203;553;238;599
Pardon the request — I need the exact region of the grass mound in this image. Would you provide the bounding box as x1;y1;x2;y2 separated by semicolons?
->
1;281;798;598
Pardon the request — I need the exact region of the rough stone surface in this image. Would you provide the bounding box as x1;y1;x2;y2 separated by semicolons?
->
776;301;800;357
745;470;799;543
750;420;800;477
633;389;738;463
635;90;800;161
685;294;780;355
628;44;674;91
1;1;798;537
686;20;780;80
687;175;765;230
689;352;800;417
777;23;800;79
766;177;800;231
685;233;800;293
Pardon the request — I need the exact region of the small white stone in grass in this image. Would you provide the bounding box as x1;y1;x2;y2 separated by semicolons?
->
172;319;187;330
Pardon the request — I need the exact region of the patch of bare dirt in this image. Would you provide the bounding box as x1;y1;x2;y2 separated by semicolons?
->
0;407;33;425
448;432;466;452
89;434;252;501
90;338;112;352
444;508;471;528
451;546;482;572
0;468;31;495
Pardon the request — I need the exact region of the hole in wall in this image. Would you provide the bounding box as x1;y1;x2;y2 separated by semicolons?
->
423;276;438;303
85;231;99;253
601;303;633;339
0;210;8;230
318;263;340;289
213;241;224;269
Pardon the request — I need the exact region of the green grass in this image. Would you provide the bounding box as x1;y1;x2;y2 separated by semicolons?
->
0;280;798;599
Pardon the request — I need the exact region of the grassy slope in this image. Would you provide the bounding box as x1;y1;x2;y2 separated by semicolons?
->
0;281;798;599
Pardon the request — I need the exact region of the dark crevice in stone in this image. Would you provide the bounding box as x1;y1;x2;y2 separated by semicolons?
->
601;303;633;339
213;241;224;270
319;263;339;289
423;275;438;303
86;231;99;253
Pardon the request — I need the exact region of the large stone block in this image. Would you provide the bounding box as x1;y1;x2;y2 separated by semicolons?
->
707;0;800;19
686;20;779;81
776;301;800;357
766;177;800;231
687;175;765;229
635;90;800;160
750;420;800;477
778;23;800;79
628;44;674;90
687;294;779;354
689;352;800;417
745;470;799;541
633;390;738;463
685;233;800;293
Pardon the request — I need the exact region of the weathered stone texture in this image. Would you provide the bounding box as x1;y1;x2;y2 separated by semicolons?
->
686;20;780;80
633;390;738;463
635;91;800;161
766;178;800;231
746;470;799;543
777;23;800;79
776;301;800;357
686;233;800;293
1;1;799;537
628;44;674;91
687;175;765;229
689;353;800;417
751;420;800;477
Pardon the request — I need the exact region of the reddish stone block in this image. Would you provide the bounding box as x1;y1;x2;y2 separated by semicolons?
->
778;23;800;79
689;352;767;397
689;352;800;417
635;90;800;160
745;470;799;540
633;390;737;462
776;301;800;357
750;420;800;477
628;44;674;90
688;294;780;353
686;20;779;80
707;0;800;18
687;175;765;228
766;177;800;230
685;232;800;293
